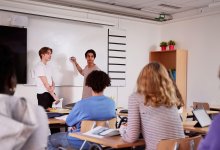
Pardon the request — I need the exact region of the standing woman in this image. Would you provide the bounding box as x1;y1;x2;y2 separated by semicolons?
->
120;62;185;150
0;45;49;149
70;49;100;99
35;47;60;109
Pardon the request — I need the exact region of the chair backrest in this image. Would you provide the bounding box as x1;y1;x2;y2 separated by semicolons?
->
193;102;210;110
157;135;202;150
80;118;116;133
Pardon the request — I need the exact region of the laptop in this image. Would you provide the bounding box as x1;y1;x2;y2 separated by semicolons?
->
192;109;212;127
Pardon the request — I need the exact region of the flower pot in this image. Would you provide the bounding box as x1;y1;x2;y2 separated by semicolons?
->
161;46;167;51
169;45;175;50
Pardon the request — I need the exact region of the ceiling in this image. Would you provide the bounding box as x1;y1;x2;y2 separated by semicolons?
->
31;0;220;21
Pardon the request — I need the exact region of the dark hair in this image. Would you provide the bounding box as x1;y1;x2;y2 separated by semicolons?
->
38;47;52;59
86;70;111;93
85;49;96;58
0;45;17;95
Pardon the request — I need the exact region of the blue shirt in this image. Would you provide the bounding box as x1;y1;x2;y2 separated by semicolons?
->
66;95;116;149
198;114;220;150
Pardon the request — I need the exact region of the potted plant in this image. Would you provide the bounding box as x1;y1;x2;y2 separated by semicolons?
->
160;41;167;51
168;40;175;50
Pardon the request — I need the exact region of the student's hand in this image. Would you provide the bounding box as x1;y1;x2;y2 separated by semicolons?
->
119;124;127;135
121;123;127;126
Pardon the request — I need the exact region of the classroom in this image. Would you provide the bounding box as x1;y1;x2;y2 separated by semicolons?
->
0;0;220;149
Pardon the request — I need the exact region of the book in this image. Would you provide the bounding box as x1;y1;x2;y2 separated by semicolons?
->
55;115;68;121
84;126;120;138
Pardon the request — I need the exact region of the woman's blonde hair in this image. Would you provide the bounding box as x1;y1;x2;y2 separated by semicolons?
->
137;62;180;108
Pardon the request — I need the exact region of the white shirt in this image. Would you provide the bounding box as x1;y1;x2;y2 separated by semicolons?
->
0;94;49;150
35;61;53;94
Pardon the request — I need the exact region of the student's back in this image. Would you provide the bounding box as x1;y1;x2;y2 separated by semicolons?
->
119;62;185;150
48;70;115;150
0;95;49;150
66;95;116;131
0;44;49;150
127;93;184;150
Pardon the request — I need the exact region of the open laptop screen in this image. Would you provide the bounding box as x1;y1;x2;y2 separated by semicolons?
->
192;109;212;127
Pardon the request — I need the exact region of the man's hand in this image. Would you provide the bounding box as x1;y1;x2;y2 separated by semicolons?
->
70;56;77;63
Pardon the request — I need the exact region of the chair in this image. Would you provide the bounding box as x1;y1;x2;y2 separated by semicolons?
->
157;135;202;150
80;118;116;133
79;118;117;150
193;102;210;110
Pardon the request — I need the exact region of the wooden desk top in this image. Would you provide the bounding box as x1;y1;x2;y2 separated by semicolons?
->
117;112;128;117
182;121;209;134
210;105;220;111
116;108;128;117
186;110;219;117
69;132;145;149
48;118;66;125
48;108;70;114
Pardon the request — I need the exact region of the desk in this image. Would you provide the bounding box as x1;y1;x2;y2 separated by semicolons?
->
185;110;219;117
210;105;220;111
69;132;145;149
48;118;67;132
183;121;209;134
117;112;128;117
48;108;70;114
48;118;66;125
47;108;69;131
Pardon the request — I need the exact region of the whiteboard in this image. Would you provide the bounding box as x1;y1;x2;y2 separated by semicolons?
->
27;17;107;86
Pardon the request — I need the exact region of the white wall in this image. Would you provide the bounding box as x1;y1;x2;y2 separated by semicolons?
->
2;4;220;109
117;19;160;107
161;14;220;108
0;10;160;108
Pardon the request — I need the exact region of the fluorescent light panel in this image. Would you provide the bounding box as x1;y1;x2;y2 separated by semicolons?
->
0;0;115;26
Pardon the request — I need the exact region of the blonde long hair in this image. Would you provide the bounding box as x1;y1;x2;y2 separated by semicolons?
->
137;62;179;107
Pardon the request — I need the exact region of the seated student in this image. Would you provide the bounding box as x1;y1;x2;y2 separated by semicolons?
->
48;70;116;150
0;45;49;150
119;62;185;150
198;68;220;150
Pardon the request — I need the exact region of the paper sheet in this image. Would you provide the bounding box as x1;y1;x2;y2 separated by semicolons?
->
52;98;63;108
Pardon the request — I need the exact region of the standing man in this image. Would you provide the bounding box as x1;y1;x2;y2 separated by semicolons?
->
35;47;59;109
70;49;100;99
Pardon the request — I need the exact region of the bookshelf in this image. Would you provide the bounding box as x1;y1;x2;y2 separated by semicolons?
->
149;50;188;108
